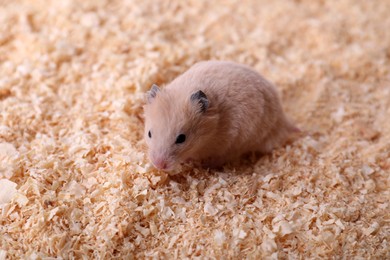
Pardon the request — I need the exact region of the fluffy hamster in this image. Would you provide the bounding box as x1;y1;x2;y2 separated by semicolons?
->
144;60;298;170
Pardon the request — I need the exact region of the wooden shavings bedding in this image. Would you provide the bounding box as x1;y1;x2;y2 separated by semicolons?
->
0;0;389;258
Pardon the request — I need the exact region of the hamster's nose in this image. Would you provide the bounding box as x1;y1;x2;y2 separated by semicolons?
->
152;157;168;170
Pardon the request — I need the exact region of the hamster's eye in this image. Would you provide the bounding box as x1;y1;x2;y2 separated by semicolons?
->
175;134;186;144
148;131;152;138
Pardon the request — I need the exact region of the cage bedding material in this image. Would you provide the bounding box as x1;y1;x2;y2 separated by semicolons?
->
0;0;389;258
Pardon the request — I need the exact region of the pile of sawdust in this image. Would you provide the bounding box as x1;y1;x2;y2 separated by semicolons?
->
0;0;389;258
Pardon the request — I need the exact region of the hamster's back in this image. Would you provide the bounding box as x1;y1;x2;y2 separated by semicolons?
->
167;61;277;108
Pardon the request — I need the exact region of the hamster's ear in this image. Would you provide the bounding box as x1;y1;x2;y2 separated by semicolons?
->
146;84;160;103
191;90;209;113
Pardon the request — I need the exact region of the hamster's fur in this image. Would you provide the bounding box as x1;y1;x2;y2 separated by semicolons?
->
144;61;297;170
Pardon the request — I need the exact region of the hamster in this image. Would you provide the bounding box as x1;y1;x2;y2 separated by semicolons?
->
143;60;298;171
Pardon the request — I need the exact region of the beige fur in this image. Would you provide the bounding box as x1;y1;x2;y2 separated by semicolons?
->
144;61;297;170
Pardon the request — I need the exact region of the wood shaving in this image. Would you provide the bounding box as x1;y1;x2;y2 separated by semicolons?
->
0;0;389;258
0;179;17;205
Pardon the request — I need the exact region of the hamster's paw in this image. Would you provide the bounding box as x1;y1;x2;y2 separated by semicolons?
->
201;157;226;170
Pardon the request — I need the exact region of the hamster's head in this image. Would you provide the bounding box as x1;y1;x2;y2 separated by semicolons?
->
143;84;218;171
